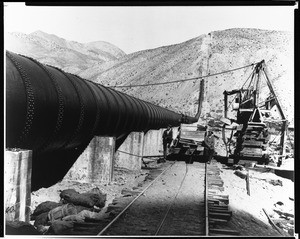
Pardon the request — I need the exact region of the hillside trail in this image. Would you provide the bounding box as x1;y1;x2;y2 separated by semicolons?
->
200;33;213;76
198;33;213;118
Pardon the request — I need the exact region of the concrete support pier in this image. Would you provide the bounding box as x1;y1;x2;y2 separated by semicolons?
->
65;129;171;183
64;136;115;183
5;149;32;222
143;129;164;156
115;132;144;171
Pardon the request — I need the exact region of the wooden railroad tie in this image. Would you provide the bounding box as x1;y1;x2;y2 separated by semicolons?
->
206;162;240;236
208;189;223;194
208;186;224;191
209;218;229;224
209;194;229;199
208;200;220;205
208;198;229;204
208;207;229;212
121;189;142;196
208;205;230;210
210;209;232;215
210;228;240;235
208;182;224;187
209;212;232;220
209;177;222;181
208;179;223;183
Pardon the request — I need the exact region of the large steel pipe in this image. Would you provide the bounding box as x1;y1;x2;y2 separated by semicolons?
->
6;51;197;153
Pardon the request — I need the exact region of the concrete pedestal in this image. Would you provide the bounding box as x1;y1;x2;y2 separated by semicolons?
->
5;149;32;222
64;136;115;183
143;129;164;156
115;132;144;171
64;129;170;181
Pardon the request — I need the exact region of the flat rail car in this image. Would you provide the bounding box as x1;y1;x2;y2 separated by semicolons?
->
169;123;207;163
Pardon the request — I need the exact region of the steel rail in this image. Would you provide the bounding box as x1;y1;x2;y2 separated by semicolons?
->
97;162;176;235
154;163;189;235
205;162;209;236
262;208;284;236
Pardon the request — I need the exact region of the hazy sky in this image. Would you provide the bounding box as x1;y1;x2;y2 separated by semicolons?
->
4;3;296;53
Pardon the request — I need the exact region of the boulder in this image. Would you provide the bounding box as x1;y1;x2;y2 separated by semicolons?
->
267;179;283;186
48;203;78;222
60;188;106;208
47;220;74;235
82;192;106;208
62;214;85;223
77;209;108;221
234;170;247;179
288;228;294;236
233;164;245;171
60;189;94;207
34;212;49;227
36;225;50;234
6;220;40;235
31;201;62;220
75;205;94;213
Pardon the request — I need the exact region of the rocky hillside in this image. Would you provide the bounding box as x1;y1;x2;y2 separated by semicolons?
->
78;28;294;125
5;28;294;125
5;30;126;75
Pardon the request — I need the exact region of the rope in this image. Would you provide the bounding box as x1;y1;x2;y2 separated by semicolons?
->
116;150;163;167
110;62;259;88
116;149;143;158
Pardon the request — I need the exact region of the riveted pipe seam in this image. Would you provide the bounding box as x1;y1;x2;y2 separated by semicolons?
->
6;51;197;153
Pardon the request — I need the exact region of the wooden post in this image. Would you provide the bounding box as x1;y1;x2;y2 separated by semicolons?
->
246;170;250;196
279;120;287;157
224;92;228;118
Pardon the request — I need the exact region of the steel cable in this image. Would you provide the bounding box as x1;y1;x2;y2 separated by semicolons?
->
110;62;259;88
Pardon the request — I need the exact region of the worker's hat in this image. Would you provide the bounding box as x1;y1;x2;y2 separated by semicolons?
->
206;125;213;133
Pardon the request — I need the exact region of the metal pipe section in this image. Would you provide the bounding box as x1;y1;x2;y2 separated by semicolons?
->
6;51;197;153
194;79;204;119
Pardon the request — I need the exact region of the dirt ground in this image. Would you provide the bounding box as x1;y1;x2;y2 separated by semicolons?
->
103;161;205;236
218;161;294;237
30;166;151;222
29;157;294;237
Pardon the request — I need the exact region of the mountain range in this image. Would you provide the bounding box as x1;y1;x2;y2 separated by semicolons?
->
5;30;126;75
5;29;294;126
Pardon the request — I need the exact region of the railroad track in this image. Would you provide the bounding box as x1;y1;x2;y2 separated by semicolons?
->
154;162;189;235
206;159;240;236
97;161;205;236
98;162;179;235
71;160;238;236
